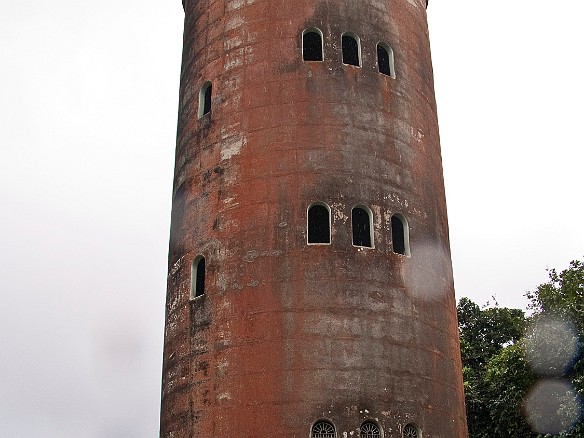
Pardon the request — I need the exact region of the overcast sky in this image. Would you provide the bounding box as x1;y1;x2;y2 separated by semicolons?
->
1;1;583;436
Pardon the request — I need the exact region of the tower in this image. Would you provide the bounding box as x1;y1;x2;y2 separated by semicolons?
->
160;0;467;436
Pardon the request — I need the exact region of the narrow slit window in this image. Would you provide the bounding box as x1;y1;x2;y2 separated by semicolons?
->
307;203;331;244
311;420;336;438
303;29;323;61
377;42;395;78
190;256;206;299
391;213;410;256
198;81;212;118
342;33;360;66
352;206;373;248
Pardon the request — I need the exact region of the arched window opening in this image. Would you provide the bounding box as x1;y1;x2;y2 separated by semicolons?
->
303;29;324;61
307;203;331;244
342;33;361;67
352;206;373;248
377;43;395;78
360;421;381;438
190;256;206;300
311;420;336;438
198;81;212;119
391;213;410;256
403;424;420;438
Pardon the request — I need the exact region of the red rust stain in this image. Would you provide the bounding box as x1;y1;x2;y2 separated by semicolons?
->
161;0;467;436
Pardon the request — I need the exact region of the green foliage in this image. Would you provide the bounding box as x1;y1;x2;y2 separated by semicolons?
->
483;342;535;436
526;260;584;327
526;259;584;435
460;259;584;437
458;297;526;370
458;297;535;437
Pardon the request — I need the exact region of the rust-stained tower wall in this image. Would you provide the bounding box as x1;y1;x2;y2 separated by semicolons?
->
160;0;467;436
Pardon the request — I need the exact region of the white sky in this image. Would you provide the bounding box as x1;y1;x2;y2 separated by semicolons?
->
1;0;583;436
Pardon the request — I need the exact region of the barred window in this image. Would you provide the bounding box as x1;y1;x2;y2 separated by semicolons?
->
360;421;381;438
311;420;336;438
403;424;419;438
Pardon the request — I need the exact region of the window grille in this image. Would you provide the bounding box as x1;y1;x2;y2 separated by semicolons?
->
311;420;336;438
403;424;419;438
360;421;381;438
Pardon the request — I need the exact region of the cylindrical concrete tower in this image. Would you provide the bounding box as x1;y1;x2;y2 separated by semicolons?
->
160;0;467;436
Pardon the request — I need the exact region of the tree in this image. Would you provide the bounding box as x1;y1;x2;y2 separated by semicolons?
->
458;297;526;370
459;259;584;437
482;342;535;436
457;297;533;437
525;259;584;435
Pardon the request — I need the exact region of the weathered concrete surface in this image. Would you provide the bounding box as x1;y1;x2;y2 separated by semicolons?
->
161;0;467;436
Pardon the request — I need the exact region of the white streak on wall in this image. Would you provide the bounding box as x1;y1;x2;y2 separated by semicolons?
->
221;134;246;161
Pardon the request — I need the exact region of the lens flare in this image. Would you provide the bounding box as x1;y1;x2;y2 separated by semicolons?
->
524;315;579;376
524;379;581;435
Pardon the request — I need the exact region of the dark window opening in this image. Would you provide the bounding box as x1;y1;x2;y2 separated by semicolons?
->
342;34;360;66
377;43;392;76
203;83;212;116
199;82;212;118
307;204;330;244
191;256;206;299
352;207;372;247
391;215;406;255
303;31;323;61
